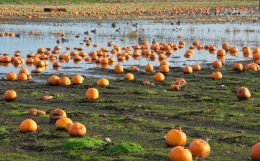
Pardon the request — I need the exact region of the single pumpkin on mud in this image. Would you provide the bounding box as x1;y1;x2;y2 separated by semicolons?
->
19;119;38;133
49;108;67;122
86;87;99;100
68;122;87;137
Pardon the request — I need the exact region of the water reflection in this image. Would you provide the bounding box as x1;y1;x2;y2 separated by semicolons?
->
0;20;259;75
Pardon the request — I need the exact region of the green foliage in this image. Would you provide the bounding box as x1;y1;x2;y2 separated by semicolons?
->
61;137;106;150
106;142;143;154
0;127;7;134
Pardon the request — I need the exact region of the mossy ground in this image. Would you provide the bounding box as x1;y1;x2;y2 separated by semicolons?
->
0;63;259;161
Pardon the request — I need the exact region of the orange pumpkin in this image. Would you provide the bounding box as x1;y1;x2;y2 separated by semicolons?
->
233;63;243;71
159;64;169;73
6;72;17;81
236;87;251;100
183;66;193;74
169;146;192;161
174;78;186;87
55;118;73;130
129;65;139;71
114;64;124;74
211;71;222;80
17;73;28;81
124;73;134;80
68;122;87;137
153;72;165;82
97;78;109;87
212;60;222;69
65;123;73;132
19;68;30;75
189;139;210;159
145;63;153;72
48;75;60;85
58;76;71;86
169;85;182;91
192;63;201;71
165;128;187;146
49;108;67;121
19;119;37;132
251;143;260;161
72;74;84;85
4;89;17;101
86;88;99;100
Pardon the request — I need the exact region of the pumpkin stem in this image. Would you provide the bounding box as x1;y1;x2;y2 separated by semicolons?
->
178;126;182;131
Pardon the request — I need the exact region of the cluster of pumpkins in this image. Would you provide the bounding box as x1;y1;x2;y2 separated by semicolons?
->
165;128;260;161
20;108;86;137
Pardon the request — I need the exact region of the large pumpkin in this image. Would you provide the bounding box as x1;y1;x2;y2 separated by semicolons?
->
251;143;260;161
236;87;251;100
169;146;192;161
48;75;60;85
6;72;17;81
68;122;87;137
153;72;165;82
19;119;37;132
4;90;17;101
86;88;99;100
145;63;153;72
49;108;67;121
189;139;210;159
55;118;73;130
97;78;109;87
72;74;84;85
165;128;187;146
114;64;124;74
124;73;134;81
58;76;71;86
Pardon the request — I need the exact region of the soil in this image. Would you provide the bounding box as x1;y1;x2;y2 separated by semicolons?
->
1;61;260;160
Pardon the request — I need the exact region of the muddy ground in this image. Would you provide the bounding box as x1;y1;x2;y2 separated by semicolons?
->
0;61;260;161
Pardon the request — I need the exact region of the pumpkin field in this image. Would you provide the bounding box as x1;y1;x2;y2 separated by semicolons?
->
0;0;260;161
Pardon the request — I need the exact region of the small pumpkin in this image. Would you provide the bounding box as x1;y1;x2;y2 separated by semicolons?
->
145;63;153;72
68;122;87;137
49;108;67;121
174;78;186;87
55;118;73;130
48;75;60;85
233;63;243;71
19;119;37;132
86;88;99;100
169;85;182;91
6;72;17;81
183;66;193;74
129;65;139;71
58;76;71;86
124;73;134;81
212;60;222;69
189;139;210;159
19;68;30;75
251;143;260;161
4;89;17;101
72;74;84;85
236;87;251;100
165;128;187;146
17;73;28;81
159;64;169;73
211;71;222;80
114;64;124;74
153;72;165;82
169;146;192;161
97;78;109;87
192;63;201;71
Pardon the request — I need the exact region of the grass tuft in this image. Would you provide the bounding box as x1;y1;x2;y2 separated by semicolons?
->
106;142;143;154
61;137;106;150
